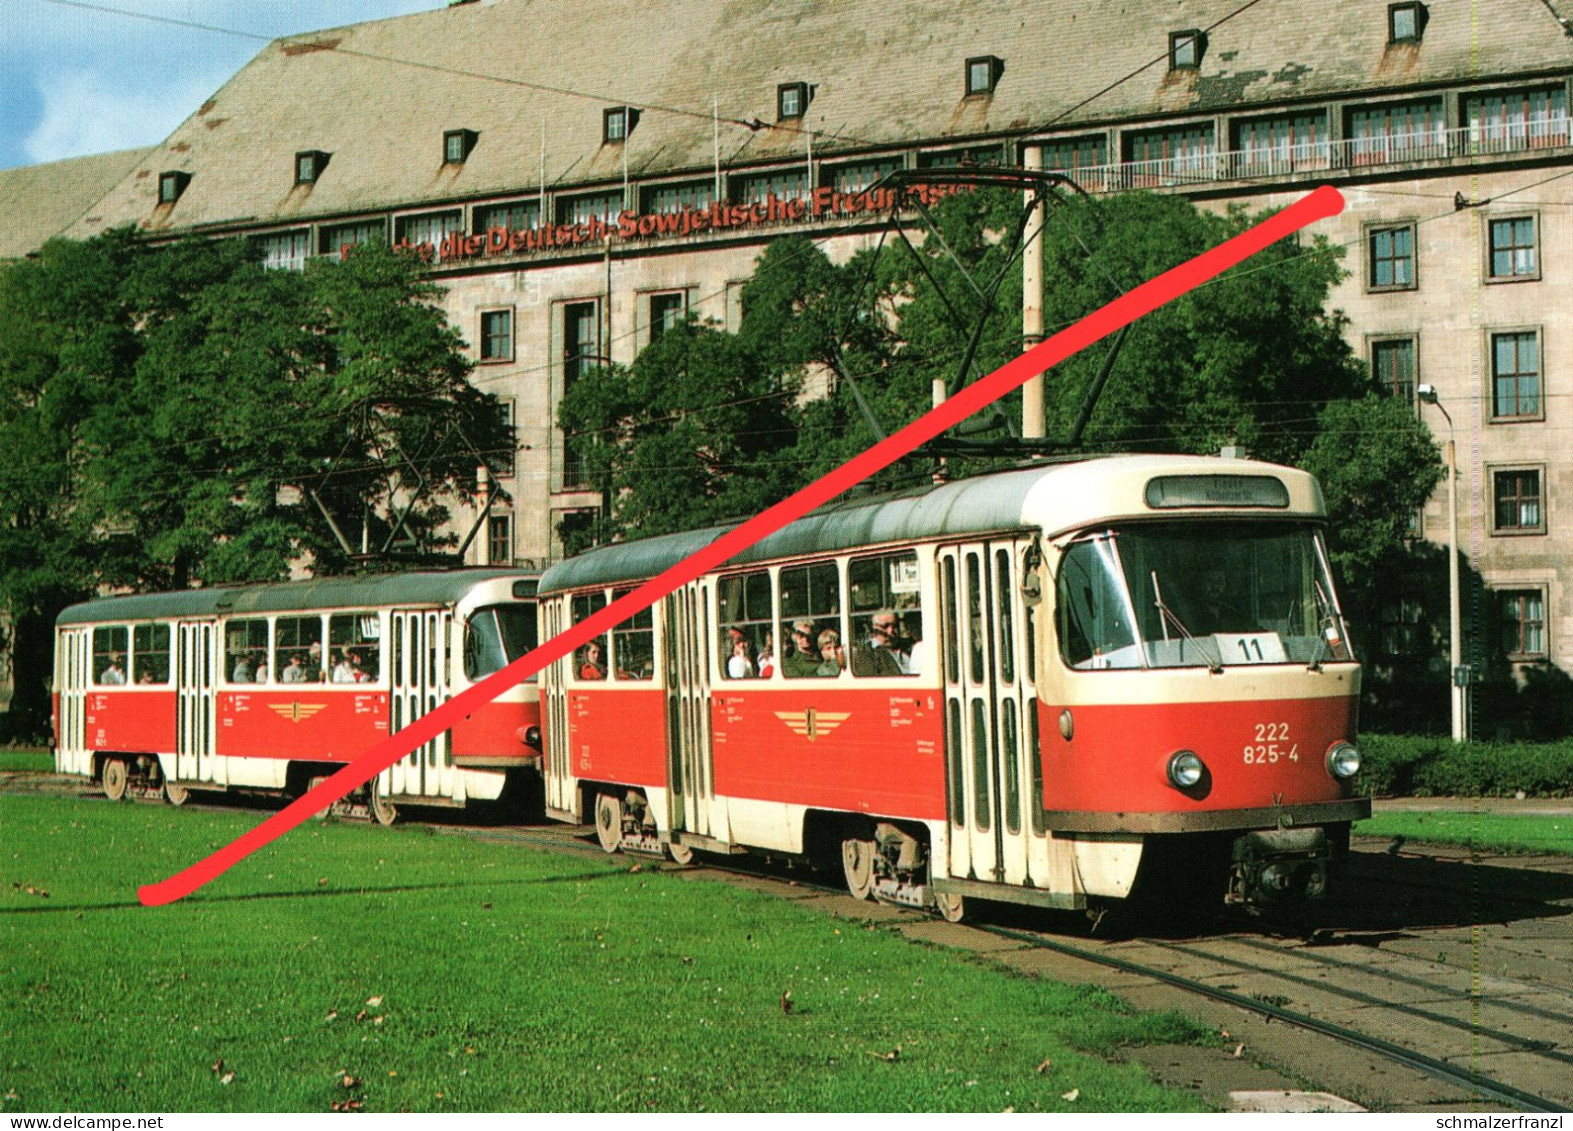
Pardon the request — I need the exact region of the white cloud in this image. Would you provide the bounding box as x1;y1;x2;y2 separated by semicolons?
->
23;69;221;165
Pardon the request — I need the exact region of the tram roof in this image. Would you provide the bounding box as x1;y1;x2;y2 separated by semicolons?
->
56;568;537;627
539;454;1325;594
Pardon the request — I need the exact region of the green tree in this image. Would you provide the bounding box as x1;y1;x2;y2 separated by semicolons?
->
0;232;504;736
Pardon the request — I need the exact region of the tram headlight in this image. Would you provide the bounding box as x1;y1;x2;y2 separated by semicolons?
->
1166;749;1205;789
1325;741;1361;780
520;725;542;750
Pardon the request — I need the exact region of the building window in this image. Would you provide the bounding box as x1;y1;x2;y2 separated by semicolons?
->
1487;216;1538;281
918;144;1007;169
319;218;386;258
649;292;686;343
778;82;811;120
965;56;1002;96
1389;2;1426;42
1122;123;1216;186
480;308;514;363
1378;597;1425;657
493;399;515;478
1492;468;1544;534
603;107;638;143
158;170;190;204
488;514;512;565
731;167;810;205
1347;99;1445;165
1169;29;1205;69
395;209;462;259
827;157;903;193
641;179;714;213
259;229;310;271
556;190;624;227
1372;337;1417;401
1231;112;1329;174
563;301;600;387
443;128;478;164
476;199;541;233
1490;330;1542;419
1498;589;1547;658
1464;87;1569;154
295;150;330;185
1367;224;1416;290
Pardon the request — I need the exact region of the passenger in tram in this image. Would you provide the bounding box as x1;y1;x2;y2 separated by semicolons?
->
230;652;254;683
727;635;756;679
347;651;370;682
252;655;268;684
579;640;608;680
852;614;907;677
281;654;307;683
138;668;157;685
781;620;821;677
307;641;324;681
757;634;776;678
101;653;127;685
330;651;357;684
899;613;928;676
814;628;845;677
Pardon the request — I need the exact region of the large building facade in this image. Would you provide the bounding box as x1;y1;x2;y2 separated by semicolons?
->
11;0;1573;694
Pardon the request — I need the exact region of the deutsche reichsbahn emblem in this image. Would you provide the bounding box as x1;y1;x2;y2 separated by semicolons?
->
267;702;327;723
774;709;850;742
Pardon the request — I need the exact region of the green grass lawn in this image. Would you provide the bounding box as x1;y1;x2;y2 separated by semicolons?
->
1357;811;1572;855
0;794;1206;1113
0;749;51;773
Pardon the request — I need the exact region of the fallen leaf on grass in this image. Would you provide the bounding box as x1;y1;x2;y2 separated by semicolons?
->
329;1099;363;1112
219;1072;235;1086
780;991;793;1015
210;1060;225;1076
1061;1088;1080;1102
1035;1059;1053;1074
316;878;328;887
339;1074;360;1089
355;1010;368;1022
325;1009;339;1022
1232;1043;1245;1059
365;996;383;1007
868;1046;901;1062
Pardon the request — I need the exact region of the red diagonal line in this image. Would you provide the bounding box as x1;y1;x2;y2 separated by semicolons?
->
138;185;1344;907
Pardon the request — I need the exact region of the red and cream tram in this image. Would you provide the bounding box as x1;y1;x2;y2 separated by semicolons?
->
538;454;1368;919
54;570;540;823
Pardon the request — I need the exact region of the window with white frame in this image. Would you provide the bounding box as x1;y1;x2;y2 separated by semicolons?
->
476;199;541;233
1464;87;1568;153
1348;99;1445;164
319;219;385;257
395;210;462;258
641;180;713;213
732;167;810;205
260;229;310;271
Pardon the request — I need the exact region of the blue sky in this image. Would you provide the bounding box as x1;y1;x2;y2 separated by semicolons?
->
2;1;445;171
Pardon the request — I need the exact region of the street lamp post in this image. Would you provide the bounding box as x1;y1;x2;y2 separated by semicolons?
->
1417;383;1467;742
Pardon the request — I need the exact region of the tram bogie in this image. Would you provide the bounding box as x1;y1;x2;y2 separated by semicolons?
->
539;454;1370;919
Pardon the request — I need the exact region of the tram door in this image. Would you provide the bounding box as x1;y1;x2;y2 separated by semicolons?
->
663;581;716;845
54;628;89;775
175;621;217;786
939;541;1038;888
541;601;574;817
388;609;455;801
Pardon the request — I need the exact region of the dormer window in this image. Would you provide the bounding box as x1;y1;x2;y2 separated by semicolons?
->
158;170;190;205
295;150;330;185
965;55;1003;96
444;129;478;164
778;82;812;120
1389;1;1427;42
603;107;639;143
1169;29;1205;69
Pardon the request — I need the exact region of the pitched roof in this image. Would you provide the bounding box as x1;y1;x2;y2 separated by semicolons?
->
62;0;1573;240
0;148;152;259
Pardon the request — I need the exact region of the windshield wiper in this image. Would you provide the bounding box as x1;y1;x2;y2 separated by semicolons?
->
1150;571;1223;674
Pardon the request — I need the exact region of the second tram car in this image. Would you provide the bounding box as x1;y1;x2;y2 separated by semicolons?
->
538;455;1368;918
54;569;540;823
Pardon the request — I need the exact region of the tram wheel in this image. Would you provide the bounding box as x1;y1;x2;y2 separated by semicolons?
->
101;759;128;802
369;779;398;827
163;779;190;807
933;891;966;923
665;839;694;866
594;792;623;854
841;837;876;900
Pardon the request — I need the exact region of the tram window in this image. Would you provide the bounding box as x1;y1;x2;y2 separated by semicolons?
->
132;624;171;685
225;619;269;684
328;612;380;683
1056;537;1140;670
717;570;774;679
994;549;1015;684
966;551;986;684
848;552;921;678
611;589;654;680
276;615;325;682
464;603;537;681
92;626;129;685
572;592;609;680
942;557;960;684
778;561;842;677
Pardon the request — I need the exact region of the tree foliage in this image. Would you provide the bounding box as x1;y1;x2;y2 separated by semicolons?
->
0;232;504;734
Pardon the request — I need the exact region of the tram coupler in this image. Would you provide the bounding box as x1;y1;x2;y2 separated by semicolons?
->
128;755;165;801
1227;826;1330;904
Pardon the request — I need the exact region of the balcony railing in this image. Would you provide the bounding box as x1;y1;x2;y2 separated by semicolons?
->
1055;117;1572;193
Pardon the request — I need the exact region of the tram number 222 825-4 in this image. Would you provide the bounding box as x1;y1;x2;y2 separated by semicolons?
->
1244;722;1299;765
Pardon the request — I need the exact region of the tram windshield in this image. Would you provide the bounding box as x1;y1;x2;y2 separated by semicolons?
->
1055;522;1352;670
464;603;538;680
